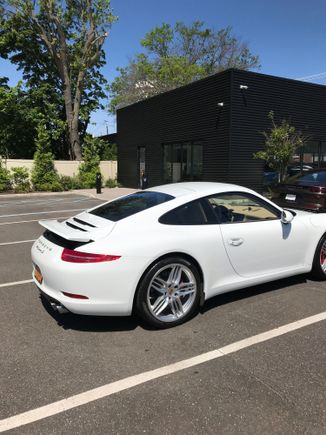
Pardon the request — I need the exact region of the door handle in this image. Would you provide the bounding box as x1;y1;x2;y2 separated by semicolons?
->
228;238;244;246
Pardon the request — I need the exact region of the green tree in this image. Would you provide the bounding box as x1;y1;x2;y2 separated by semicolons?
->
254;111;306;182
0;80;40;158
78;135;101;187
101;142;117;160
0;158;11;191
0;0;117;159
109;22;260;111
31;120;62;191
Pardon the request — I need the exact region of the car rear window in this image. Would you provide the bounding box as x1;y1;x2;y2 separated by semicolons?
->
297;171;326;182
89;191;175;221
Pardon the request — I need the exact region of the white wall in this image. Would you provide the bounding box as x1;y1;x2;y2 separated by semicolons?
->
5;160;117;182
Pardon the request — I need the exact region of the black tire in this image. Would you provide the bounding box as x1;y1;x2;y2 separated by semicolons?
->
311;234;326;280
135;256;202;329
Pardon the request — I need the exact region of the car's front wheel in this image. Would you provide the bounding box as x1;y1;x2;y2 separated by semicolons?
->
311;234;326;280
135;256;202;328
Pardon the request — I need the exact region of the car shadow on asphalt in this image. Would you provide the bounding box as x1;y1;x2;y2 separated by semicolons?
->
40;295;141;332
200;273;308;314
40;274;309;332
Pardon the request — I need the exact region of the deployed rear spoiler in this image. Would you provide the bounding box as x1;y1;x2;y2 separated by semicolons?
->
39;220;92;242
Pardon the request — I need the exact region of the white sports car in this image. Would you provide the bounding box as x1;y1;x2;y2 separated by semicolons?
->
31;182;326;328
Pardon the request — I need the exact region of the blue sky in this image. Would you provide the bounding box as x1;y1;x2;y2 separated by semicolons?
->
1;0;326;136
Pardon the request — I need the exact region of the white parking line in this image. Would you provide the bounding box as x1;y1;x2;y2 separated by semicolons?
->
0;216;71;226
0;198;67;207
0;208;85;218
0;279;33;288
0;197;98;207
0;239;36;246
1;310;325;433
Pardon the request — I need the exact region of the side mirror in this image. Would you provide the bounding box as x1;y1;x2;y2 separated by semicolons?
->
281;209;294;224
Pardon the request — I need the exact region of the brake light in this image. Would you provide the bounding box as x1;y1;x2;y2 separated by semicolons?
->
61;248;121;263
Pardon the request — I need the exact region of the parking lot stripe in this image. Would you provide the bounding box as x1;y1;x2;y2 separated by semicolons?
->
0;279;33;288
0;208;85;218
0;197;101;208
0;239;36;246
1;310;325;433
0;216;71;225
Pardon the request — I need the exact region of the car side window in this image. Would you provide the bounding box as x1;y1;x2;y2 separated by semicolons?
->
205;193;281;224
159;199;209;225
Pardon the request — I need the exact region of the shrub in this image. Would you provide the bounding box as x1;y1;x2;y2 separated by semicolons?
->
10;166;31;192
78;135;101;188
105;178;119;188
59;175;75;191
0;158;12;191
59;175;84;190
253;111;306;182
31;121;63;191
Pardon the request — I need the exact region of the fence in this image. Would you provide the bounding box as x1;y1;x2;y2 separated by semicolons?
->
4;159;117;182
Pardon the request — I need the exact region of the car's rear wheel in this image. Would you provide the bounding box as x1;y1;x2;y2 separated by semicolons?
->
311;234;326;280
135;256;201;328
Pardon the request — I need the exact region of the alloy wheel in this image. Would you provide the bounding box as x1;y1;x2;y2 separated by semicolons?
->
320;239;326;273
147;263;197;323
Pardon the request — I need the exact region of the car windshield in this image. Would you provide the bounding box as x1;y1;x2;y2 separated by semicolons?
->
297;171;326;182
89;191;175;221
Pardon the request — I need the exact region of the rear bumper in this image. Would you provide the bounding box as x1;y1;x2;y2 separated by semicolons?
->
33;272;133;316
31;237;150;316
272;192;325;212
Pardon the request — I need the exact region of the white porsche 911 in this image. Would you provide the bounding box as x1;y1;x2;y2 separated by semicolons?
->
31;182;326;328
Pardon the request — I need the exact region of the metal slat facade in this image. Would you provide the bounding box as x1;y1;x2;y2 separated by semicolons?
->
117;70;231;188
117;69;326;190
229;70;326;191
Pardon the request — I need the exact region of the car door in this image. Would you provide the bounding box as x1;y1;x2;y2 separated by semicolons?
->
205;192;310;278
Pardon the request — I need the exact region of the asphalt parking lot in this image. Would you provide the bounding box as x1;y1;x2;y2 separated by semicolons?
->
0;193;326;434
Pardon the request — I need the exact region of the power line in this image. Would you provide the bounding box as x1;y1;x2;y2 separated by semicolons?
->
296;71;326;81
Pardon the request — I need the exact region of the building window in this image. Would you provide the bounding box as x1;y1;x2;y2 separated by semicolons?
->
288;140;326;175
302;141;319;168
163;142;203;183
320;142;326;168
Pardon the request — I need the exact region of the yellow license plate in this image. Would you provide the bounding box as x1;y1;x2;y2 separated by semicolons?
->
34;265;43;285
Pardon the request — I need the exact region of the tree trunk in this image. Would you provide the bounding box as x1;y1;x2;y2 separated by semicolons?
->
31;6;105;161
70;115;82;160
62;75;82;160
55;23;82;161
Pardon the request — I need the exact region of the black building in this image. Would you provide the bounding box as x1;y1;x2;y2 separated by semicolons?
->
117;69;326;190
100;132;117;144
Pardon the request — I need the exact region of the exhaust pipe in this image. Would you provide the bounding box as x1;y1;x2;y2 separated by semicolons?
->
50;301;69;314
56;304;69;314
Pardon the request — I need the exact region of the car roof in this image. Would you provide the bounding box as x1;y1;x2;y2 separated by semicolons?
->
147;182;252;198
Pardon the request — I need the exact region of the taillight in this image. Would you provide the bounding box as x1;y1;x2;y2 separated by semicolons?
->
308;186;326;193
61;248;121;263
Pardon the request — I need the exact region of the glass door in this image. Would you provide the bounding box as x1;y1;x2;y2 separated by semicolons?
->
163;142;203;183
138;146;146;187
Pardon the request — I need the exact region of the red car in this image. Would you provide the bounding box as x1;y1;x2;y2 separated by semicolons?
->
272;169;326;212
